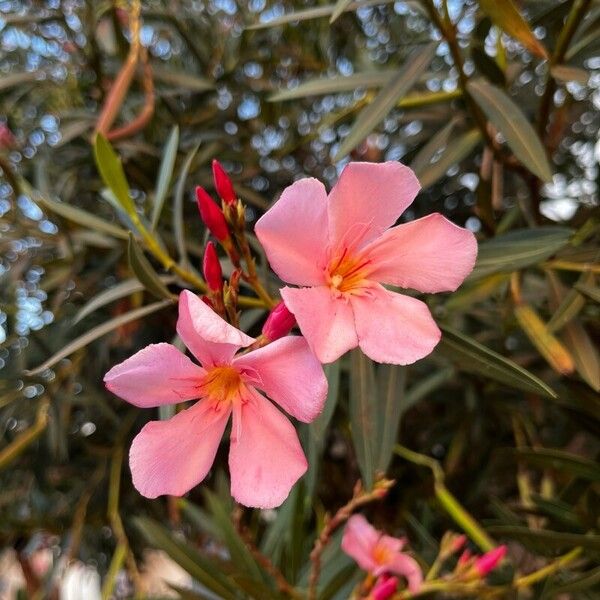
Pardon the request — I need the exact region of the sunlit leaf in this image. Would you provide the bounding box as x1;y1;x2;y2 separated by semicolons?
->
93;133;136;215
269;70;396;102
550;65;589;84
414;128;482;189
333;42;437;161
467;79;553;181
152;125;179;229
127;233;174;300
479;0;548;59
514;303;575;375
25;300;173;376
437;325;558;398
469;227;573;281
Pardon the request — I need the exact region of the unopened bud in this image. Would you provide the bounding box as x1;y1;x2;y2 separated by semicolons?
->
212;159;237;205
262;301;295;341
371;575;398;600
474;546;506;577
0;123;16;149
457;549;472;568
203;241;223;292
196;186;229;241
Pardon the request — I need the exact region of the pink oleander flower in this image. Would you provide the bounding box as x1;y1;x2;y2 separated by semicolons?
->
104;290;327;508
255;161;477;364
342;515;423;593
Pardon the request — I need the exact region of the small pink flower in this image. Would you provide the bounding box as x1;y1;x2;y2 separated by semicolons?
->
104;290;327;508
341;515;423;593
371;574;398;600
256;161;477;364
474;546;506;577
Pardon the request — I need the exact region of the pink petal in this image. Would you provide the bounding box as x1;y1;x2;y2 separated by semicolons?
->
229;389;307;508
233;336;327;423
129;399;230;498
104;343;205;407
341;515;379;572
327;162;420;249
255;178;329;286
177;290;254;367
387;553;423;593
363;213;478;293
280;286;358;364
351;285;441;364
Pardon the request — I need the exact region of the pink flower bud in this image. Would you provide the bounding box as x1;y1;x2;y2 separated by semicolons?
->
457;549;472;567
262;301;296;341
212;159;237;206
452;534;467;553
371;575;398;600
203;241;223;292
474;546;506;577
196;186;229;241
0;123;16;149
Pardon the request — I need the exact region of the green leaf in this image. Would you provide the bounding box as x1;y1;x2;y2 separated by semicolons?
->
330;0;353;24
152;125;179;229
550;65;589;85
414;128;482;189
409;119;457;177
72;276;175;324
153;65;215;92
349;350;378;489
479;0;548;59
485;525;600;553
469;227;572;281
549;565;600;594
24;300;173;376
575;282;600;303
134;517;239;599
437;325;558;398
23;181;128;240
547;275;587;332
269;70;396;102
203;490;266;585
375;365;406;473
127;233;174;300
467;79;553;182
513;447;600;482
93;133;136;215
333;42;437;161
173;144;200;267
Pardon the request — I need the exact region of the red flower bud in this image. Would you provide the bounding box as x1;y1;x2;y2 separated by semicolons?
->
212;159;237;205
457;549;472;568
196;186;229;241
203;241;223;292
474;546;506;577
372;575;398;600
262;301;296;341
452;534;468;553
0;123;16;149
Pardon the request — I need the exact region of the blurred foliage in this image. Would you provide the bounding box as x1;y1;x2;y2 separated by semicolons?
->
0;0;599;598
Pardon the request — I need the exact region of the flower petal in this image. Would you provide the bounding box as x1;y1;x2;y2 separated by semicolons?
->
341;515;379;572
177;290;254;367
229;389;307;508
364;213;478;293
387;554;423;593
351;285;441;364
327;162;420;249
255;178;329;286
234;336;327;423
281;286;358;364
104;343;205;407
129;399;230;498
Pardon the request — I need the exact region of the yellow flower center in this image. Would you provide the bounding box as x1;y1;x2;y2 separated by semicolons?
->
199;365;243;404
326;247;372;294
372;542;393;565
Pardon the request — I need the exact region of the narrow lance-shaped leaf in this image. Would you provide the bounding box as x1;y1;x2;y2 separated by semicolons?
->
174;144;200;268
330;0;353;24
409;118;457;177
127;233;174;300
25;300;173;376
479;0;549;59
333;42;437;161
93;133;136;216
467;79;553;182
437;325;558;398
514;303;575;375
152;125;179;229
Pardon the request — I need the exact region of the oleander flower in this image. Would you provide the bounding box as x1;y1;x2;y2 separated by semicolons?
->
255;161;477;364
104;290;327;508
342;515;423;593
